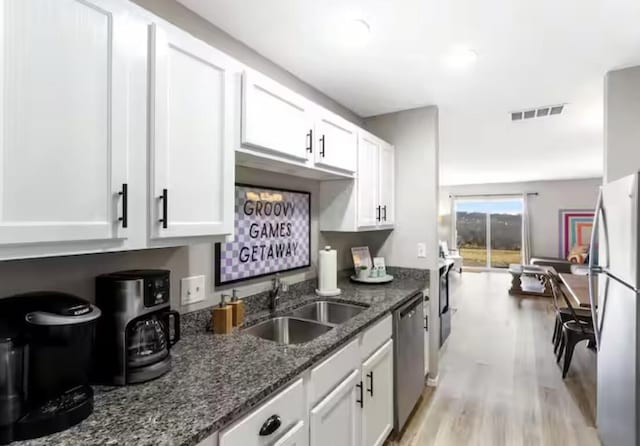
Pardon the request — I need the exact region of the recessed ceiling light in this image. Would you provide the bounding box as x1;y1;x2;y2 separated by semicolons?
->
340;19;371;48
443;46;478;71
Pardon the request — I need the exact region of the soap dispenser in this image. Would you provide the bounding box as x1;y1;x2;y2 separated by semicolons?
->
228;289;245;327
211;294;233;334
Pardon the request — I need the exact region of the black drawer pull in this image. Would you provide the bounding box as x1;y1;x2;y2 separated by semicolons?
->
319;135;325;157
118;183;128;228
159;188;168;229
259;414;281;436
382;205;387;221
376;205;381;222
367;371;374;396
306;129;313;153
356;381;363;408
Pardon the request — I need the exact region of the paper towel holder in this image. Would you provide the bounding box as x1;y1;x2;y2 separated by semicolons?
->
316;246;341;297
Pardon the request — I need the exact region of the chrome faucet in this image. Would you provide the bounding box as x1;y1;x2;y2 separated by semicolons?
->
269;274;283;311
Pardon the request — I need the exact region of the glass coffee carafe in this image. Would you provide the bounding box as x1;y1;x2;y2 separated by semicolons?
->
126;316;169;369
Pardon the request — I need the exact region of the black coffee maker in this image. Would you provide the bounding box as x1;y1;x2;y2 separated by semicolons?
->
94;270;180;385
0;292;101;444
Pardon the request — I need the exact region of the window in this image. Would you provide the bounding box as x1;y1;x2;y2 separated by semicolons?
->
454;198;523;269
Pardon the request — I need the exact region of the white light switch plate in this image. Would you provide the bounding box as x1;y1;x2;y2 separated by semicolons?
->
181;275;205;305
417;242;427;258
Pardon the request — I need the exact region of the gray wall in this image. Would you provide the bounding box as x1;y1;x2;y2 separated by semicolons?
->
439;177;602;258
130;0;362;126
605;65;640;183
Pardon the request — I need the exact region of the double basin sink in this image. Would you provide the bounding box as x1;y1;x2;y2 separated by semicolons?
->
243;301;367;345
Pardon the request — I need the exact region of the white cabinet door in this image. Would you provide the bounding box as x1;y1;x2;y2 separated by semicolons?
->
315;111;358;173
242;70;313;162
378;143;395;226
310;369;360;446
274;421;307;446
357;133;381;228
362;340;394;446
0;0;131;245
149;23;234;239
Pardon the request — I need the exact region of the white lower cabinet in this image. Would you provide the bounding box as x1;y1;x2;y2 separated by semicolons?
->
309;370;361;446
362;340;394;446
219;379;307;446
274;421;307;446
216;318;394;446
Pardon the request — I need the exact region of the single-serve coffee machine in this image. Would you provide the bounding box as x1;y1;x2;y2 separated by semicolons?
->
94;270;180;385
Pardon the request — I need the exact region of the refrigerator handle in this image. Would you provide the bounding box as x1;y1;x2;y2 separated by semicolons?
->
588;188;605;349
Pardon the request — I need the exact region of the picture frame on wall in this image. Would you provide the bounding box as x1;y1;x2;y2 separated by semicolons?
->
558;209;595;258
215;184;311;286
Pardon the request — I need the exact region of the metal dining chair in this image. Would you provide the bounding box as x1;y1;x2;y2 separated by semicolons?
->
548;272;595;378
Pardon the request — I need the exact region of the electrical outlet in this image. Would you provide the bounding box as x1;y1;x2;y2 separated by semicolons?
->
181;275;205;305
417;242;427;258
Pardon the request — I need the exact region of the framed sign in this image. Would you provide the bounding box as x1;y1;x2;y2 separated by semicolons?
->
215;184;311;286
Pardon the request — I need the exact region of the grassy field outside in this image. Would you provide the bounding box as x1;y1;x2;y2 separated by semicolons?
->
459;247;521;268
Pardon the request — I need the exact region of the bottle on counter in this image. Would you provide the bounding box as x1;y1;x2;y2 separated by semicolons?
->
228;289;245;327
211;294;233;334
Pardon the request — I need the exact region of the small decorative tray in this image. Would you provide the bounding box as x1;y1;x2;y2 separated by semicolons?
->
350;274;394;284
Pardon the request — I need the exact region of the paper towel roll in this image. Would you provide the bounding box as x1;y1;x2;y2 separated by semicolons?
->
317;246;341;296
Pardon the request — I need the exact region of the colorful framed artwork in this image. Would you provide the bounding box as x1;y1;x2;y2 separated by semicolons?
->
215;184;311;286
558;209;595;258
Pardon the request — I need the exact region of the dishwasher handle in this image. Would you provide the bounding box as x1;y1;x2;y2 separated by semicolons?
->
398;293;423;319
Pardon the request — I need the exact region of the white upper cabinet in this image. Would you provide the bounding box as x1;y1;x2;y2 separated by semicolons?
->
149;22;235;239
242;70;313;162
378;142;395;227
314;110;358;173
362;340;394;446
0;0;132;245
319;131;395;232
357;134;382;228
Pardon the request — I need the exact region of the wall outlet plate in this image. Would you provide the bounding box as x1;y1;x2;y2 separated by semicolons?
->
181;275;206;305
417;242;427;258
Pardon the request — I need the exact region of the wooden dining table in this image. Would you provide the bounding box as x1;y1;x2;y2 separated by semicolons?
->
559;273;595;308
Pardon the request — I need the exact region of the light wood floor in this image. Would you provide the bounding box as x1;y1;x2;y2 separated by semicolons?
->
391;271;599;446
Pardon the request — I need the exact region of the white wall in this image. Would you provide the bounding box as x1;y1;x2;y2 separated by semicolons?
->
439;177;602;258
605;65;640;183
364;106;441;382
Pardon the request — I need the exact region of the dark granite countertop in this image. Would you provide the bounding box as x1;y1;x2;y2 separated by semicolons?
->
17;269;428;446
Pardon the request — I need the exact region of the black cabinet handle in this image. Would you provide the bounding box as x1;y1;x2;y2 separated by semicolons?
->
259;414;281;436
118;183;128;228
376;205;381;222
159;188;168;229
367;371;374;396
319;135;325;157
306;129;313;153
356;381;363;408
425;314;429;331
382;205;387;221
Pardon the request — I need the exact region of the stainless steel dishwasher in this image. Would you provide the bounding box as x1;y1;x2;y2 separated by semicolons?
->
393;292;425;433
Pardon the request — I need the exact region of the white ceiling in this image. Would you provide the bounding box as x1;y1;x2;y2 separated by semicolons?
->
177;0;640;185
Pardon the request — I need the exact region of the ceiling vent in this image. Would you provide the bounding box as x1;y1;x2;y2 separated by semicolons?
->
511;104;565;122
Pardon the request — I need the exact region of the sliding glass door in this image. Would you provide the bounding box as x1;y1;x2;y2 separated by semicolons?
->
454;198;523;269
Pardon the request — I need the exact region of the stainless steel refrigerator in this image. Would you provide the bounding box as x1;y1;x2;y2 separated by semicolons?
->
589;172;640;446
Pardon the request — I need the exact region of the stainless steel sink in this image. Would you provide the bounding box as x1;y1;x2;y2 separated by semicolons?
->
286;301;367;325
243;317;333;345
